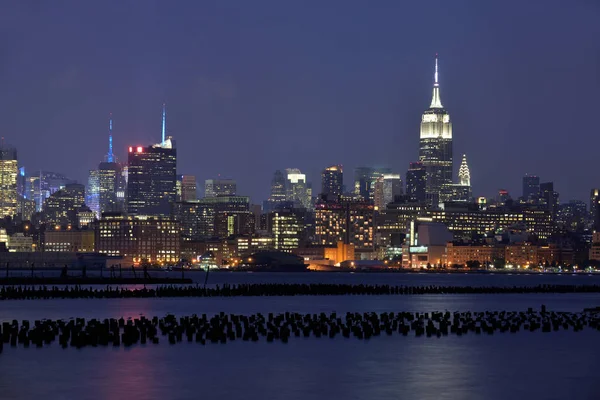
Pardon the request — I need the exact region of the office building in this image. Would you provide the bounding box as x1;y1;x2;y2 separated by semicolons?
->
591;189;600;231
42;183;85;226
406;162;427;203
44;229;95;252
556;200;587;232
269;208;304;251
354;167;391;202
179;175;197;202
374;174;403;210
285;168;312;209
522;174;540;202
321;165;343;198
96;213;180;265
0;144;18;218
126;138;177;217
419;55;453;205
205;179;236;198
539;181;559;220
315;199;374;251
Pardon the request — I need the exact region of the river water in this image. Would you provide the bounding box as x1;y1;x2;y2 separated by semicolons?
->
1;273;600;400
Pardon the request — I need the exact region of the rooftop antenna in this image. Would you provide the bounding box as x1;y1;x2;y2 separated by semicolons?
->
161;103;166;144
107;113;114;162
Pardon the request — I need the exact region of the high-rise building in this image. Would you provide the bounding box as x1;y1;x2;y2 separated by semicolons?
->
269;208;304;251
321;165;343;198
419;55;453;205
86;169;100;217
98;162;124;215
180;175;197;202
315;199;374;251
591;189;600;230
522;174;540;202
205;179;236;198
126;138;177;217
458;154;470;187
406;162;426;203
285;168;312;209
42;183;85;226
354;167;391;202
540;182;559;220
556;200;587;232
0;144;18;218
374;174;403;210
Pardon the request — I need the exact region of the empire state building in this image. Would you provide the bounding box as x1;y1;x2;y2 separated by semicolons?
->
419;54;453;205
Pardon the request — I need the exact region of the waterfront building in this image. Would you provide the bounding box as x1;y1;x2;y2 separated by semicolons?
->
419;55;453;205
44;229;95;252
315;199;374;251
205;178;236;198
0;144;18;218
402;221;452;268
95;213;180;265
126;138;177;217
267;208;304;251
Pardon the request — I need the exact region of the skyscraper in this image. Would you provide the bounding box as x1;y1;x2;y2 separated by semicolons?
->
354;167;391;202
43;183;85;226
591;189;600;231
0;144;18;218
127;138;177;217
269;170;286;203
406;162;426;203
180;175;197;201
522;174;540;202
419;54;453;205
321;165;343;198
86;169;100;217
285;168;312;209
458;155;470;187
374;174;403;210
540;182;559;220
205;179;236;197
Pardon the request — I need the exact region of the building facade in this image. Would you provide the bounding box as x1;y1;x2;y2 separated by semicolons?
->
96;214;180;265
321;165;343;198
0;145;18;218
205;179;236;198
126;139;177;217
406;162;427;203
419;55;452;205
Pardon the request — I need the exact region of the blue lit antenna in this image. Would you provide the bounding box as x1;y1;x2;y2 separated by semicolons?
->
107;113;114;162
161;103;166;144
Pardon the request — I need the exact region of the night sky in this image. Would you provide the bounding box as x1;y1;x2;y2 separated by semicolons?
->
1;1;599;204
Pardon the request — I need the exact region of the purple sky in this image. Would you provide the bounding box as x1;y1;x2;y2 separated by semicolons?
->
1;0;599;204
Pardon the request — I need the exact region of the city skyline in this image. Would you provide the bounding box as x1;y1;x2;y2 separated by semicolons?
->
2;1;599;203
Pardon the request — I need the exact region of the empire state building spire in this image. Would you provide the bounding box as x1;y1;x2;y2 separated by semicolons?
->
430;53;443;109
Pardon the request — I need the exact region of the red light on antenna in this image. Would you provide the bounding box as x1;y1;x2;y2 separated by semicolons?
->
137;146;143;153
128;147;133;153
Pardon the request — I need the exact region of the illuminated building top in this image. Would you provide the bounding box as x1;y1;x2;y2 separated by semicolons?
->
420;54;452;140
458;154;470;186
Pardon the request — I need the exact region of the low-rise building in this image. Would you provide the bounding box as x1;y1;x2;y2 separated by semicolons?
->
44;229;95;252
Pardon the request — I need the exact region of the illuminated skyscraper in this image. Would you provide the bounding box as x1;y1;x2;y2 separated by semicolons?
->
419;54;453;205
0;144;18;218
127;137;177;217
458;155;470;187
321;165;343;198
43;183;85;226
285;168;312;209
86;169;100;217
